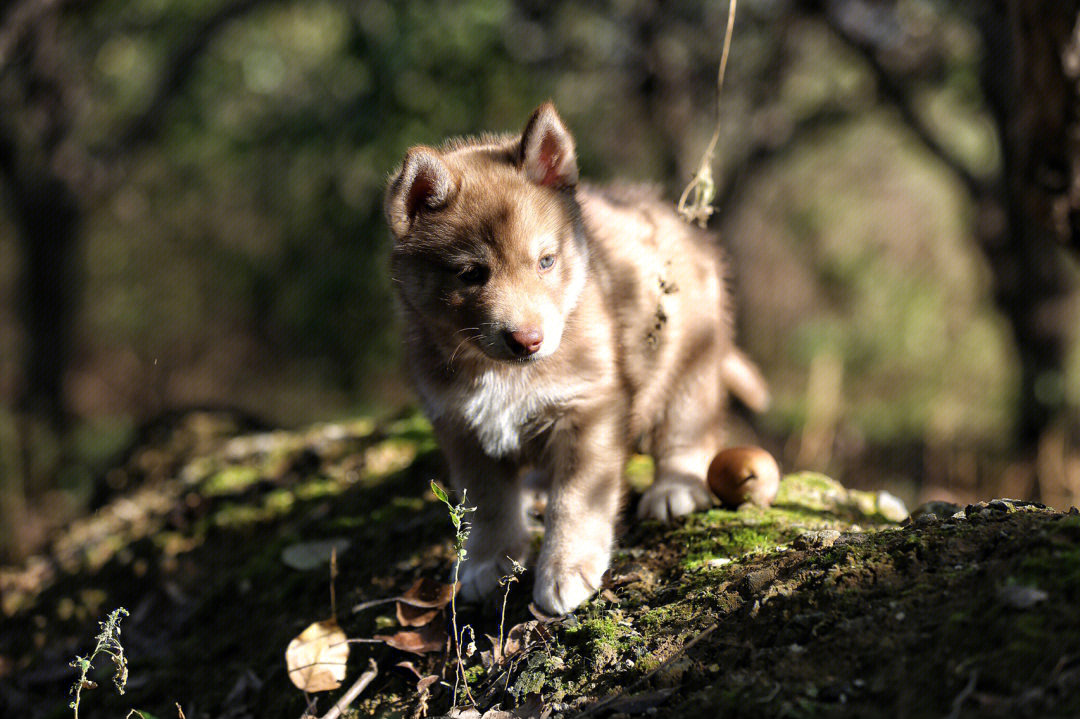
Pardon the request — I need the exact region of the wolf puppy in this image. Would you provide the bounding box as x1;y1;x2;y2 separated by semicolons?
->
386;103;763;615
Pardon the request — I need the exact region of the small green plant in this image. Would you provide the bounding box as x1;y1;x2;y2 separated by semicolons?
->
431;480;476;706
69;607;130;719
498;557;526;657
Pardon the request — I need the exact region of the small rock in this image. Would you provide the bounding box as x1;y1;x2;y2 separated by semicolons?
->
909;500;963;522
741;568;777;597
987;499;1012;513
998;584;1048;610
875;491;909;522
793;530;841;550
835;532;869;546
912;513;941;528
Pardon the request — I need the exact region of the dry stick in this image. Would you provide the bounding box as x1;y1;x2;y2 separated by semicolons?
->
944;671;977;719
572;622;719;718
352;597;399;613
318;659;379;719
329;548;338;619
677;0;738;227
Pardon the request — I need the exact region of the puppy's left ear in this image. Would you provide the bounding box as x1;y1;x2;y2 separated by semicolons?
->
519;102;578;189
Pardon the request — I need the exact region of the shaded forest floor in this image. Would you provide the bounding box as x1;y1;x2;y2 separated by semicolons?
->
2;411;1079;719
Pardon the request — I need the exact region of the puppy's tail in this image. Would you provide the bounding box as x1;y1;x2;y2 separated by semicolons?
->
721;347;770;413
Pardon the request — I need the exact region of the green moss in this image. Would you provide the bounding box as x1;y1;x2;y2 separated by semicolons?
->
369;496;425;523
294;477;347;500
639;603;695;632
510;652;555;699
1018;545;1080;599
384;411;434;443
679;516;802;570
562;613;643;672
624;454;655;492
463;664;486;684
777;471;846;501
202;465;261;496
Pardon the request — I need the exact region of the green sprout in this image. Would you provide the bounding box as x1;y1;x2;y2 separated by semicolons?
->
69;607;130;719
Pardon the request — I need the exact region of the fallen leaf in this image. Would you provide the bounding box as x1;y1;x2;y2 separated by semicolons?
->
395;660;422;679
511;694;551;719
281;539;351;571
484;634;502;665
445;709;482;719
375;621;447;655
286;619;349;692
354;578;457;614
527;603;559;623
502;621;552;658
417;674;440;692
399;578;457;608
397;601;441;627
998;584;1048;609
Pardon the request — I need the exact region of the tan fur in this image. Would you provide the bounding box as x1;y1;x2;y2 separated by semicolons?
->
385;103;765;615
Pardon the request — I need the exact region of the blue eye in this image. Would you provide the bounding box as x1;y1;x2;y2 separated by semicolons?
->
538;254;556;271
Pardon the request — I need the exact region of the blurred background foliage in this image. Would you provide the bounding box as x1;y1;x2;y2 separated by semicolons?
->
1;0;1078;559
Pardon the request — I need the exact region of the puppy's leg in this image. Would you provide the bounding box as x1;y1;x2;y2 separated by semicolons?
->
638;357;724;522
438;429;530;603
533;408;625;615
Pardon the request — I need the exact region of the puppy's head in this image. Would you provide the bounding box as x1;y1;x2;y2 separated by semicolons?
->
387;103;587;363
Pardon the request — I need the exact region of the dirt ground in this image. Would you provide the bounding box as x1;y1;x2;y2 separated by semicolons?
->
2;411;1079;719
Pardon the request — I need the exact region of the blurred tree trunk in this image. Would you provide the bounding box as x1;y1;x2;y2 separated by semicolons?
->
0;0;273;559
974;1;1080;467
813;0;1080;497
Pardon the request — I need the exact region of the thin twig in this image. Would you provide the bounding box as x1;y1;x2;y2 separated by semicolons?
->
944;671;977;719
330;548;338;619
318;659;378;719
677;0;738;227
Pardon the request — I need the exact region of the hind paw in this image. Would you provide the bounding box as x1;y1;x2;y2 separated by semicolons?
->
637;477;712;522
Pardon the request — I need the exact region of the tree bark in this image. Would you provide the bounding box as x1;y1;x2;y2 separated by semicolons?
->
975;1;1080;457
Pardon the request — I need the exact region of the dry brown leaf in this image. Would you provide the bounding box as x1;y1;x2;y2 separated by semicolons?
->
285;619;349;692
398;577;456;608
375;621;447;655
395;660;422;679
396;600;441;627
502;620;552;659
417;674;440;692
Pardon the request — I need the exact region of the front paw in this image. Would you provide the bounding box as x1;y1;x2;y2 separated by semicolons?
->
459;555;514;602
457;533;530;603
637;475;712;522
533;548;609;616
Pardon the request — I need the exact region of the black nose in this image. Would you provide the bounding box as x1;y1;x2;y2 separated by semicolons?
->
504;327;544;356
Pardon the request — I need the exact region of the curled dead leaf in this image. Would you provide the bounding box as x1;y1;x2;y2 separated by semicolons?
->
375;621;447;655
398;577;456;608
395;660;422;679
353;577;457;614
285;618;349;692
396;601;441;627
503;620;552;658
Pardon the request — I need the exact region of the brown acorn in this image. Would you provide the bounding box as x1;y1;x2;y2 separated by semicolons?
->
707;446;781;508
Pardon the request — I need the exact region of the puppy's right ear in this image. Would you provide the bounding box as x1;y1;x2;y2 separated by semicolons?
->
385;147;455;237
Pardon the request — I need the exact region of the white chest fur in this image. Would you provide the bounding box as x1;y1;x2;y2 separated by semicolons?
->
422;367;572;458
